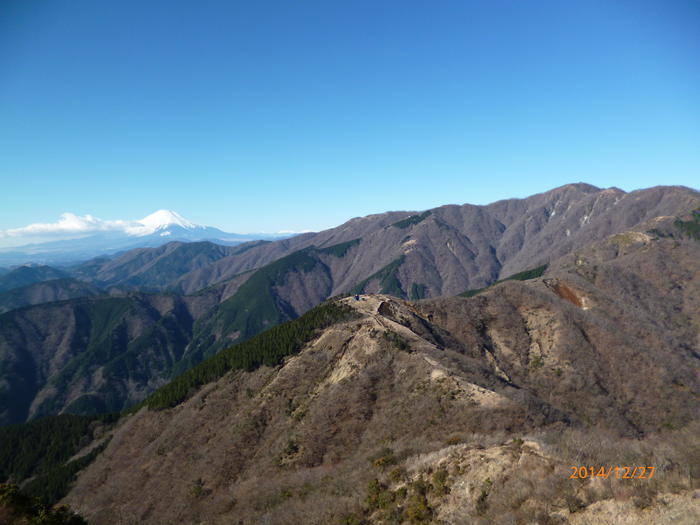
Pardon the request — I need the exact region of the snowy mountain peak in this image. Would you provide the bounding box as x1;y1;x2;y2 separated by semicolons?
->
138;210;200;231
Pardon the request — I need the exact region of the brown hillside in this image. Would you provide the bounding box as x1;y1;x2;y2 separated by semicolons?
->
64;232;700;524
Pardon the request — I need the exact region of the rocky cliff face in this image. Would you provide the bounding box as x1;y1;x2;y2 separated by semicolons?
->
63;227;700;523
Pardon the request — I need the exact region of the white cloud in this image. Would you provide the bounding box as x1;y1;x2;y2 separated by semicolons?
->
0;213;138;238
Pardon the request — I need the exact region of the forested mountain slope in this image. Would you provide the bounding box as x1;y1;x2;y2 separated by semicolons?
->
0;278;102;314
0;265;68;293
0;292;218;425
68;241;241;290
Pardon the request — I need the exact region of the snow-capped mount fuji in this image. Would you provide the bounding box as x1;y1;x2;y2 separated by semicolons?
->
137;210;201;233
0;211;293;266
125;210;212;238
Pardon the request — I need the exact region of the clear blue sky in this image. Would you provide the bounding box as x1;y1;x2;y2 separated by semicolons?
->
1;0;698;235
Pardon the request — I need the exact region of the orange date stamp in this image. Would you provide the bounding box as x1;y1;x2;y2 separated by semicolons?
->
569;466;655;480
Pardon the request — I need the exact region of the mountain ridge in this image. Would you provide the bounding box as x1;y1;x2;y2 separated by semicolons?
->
0;184;698;426
168;184;700;297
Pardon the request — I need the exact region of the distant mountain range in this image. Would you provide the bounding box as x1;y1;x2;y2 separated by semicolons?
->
1;183;699;524
0;209;292;266
0;184;699;426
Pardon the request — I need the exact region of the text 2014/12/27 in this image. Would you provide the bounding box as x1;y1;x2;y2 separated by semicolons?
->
569;466;656;480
